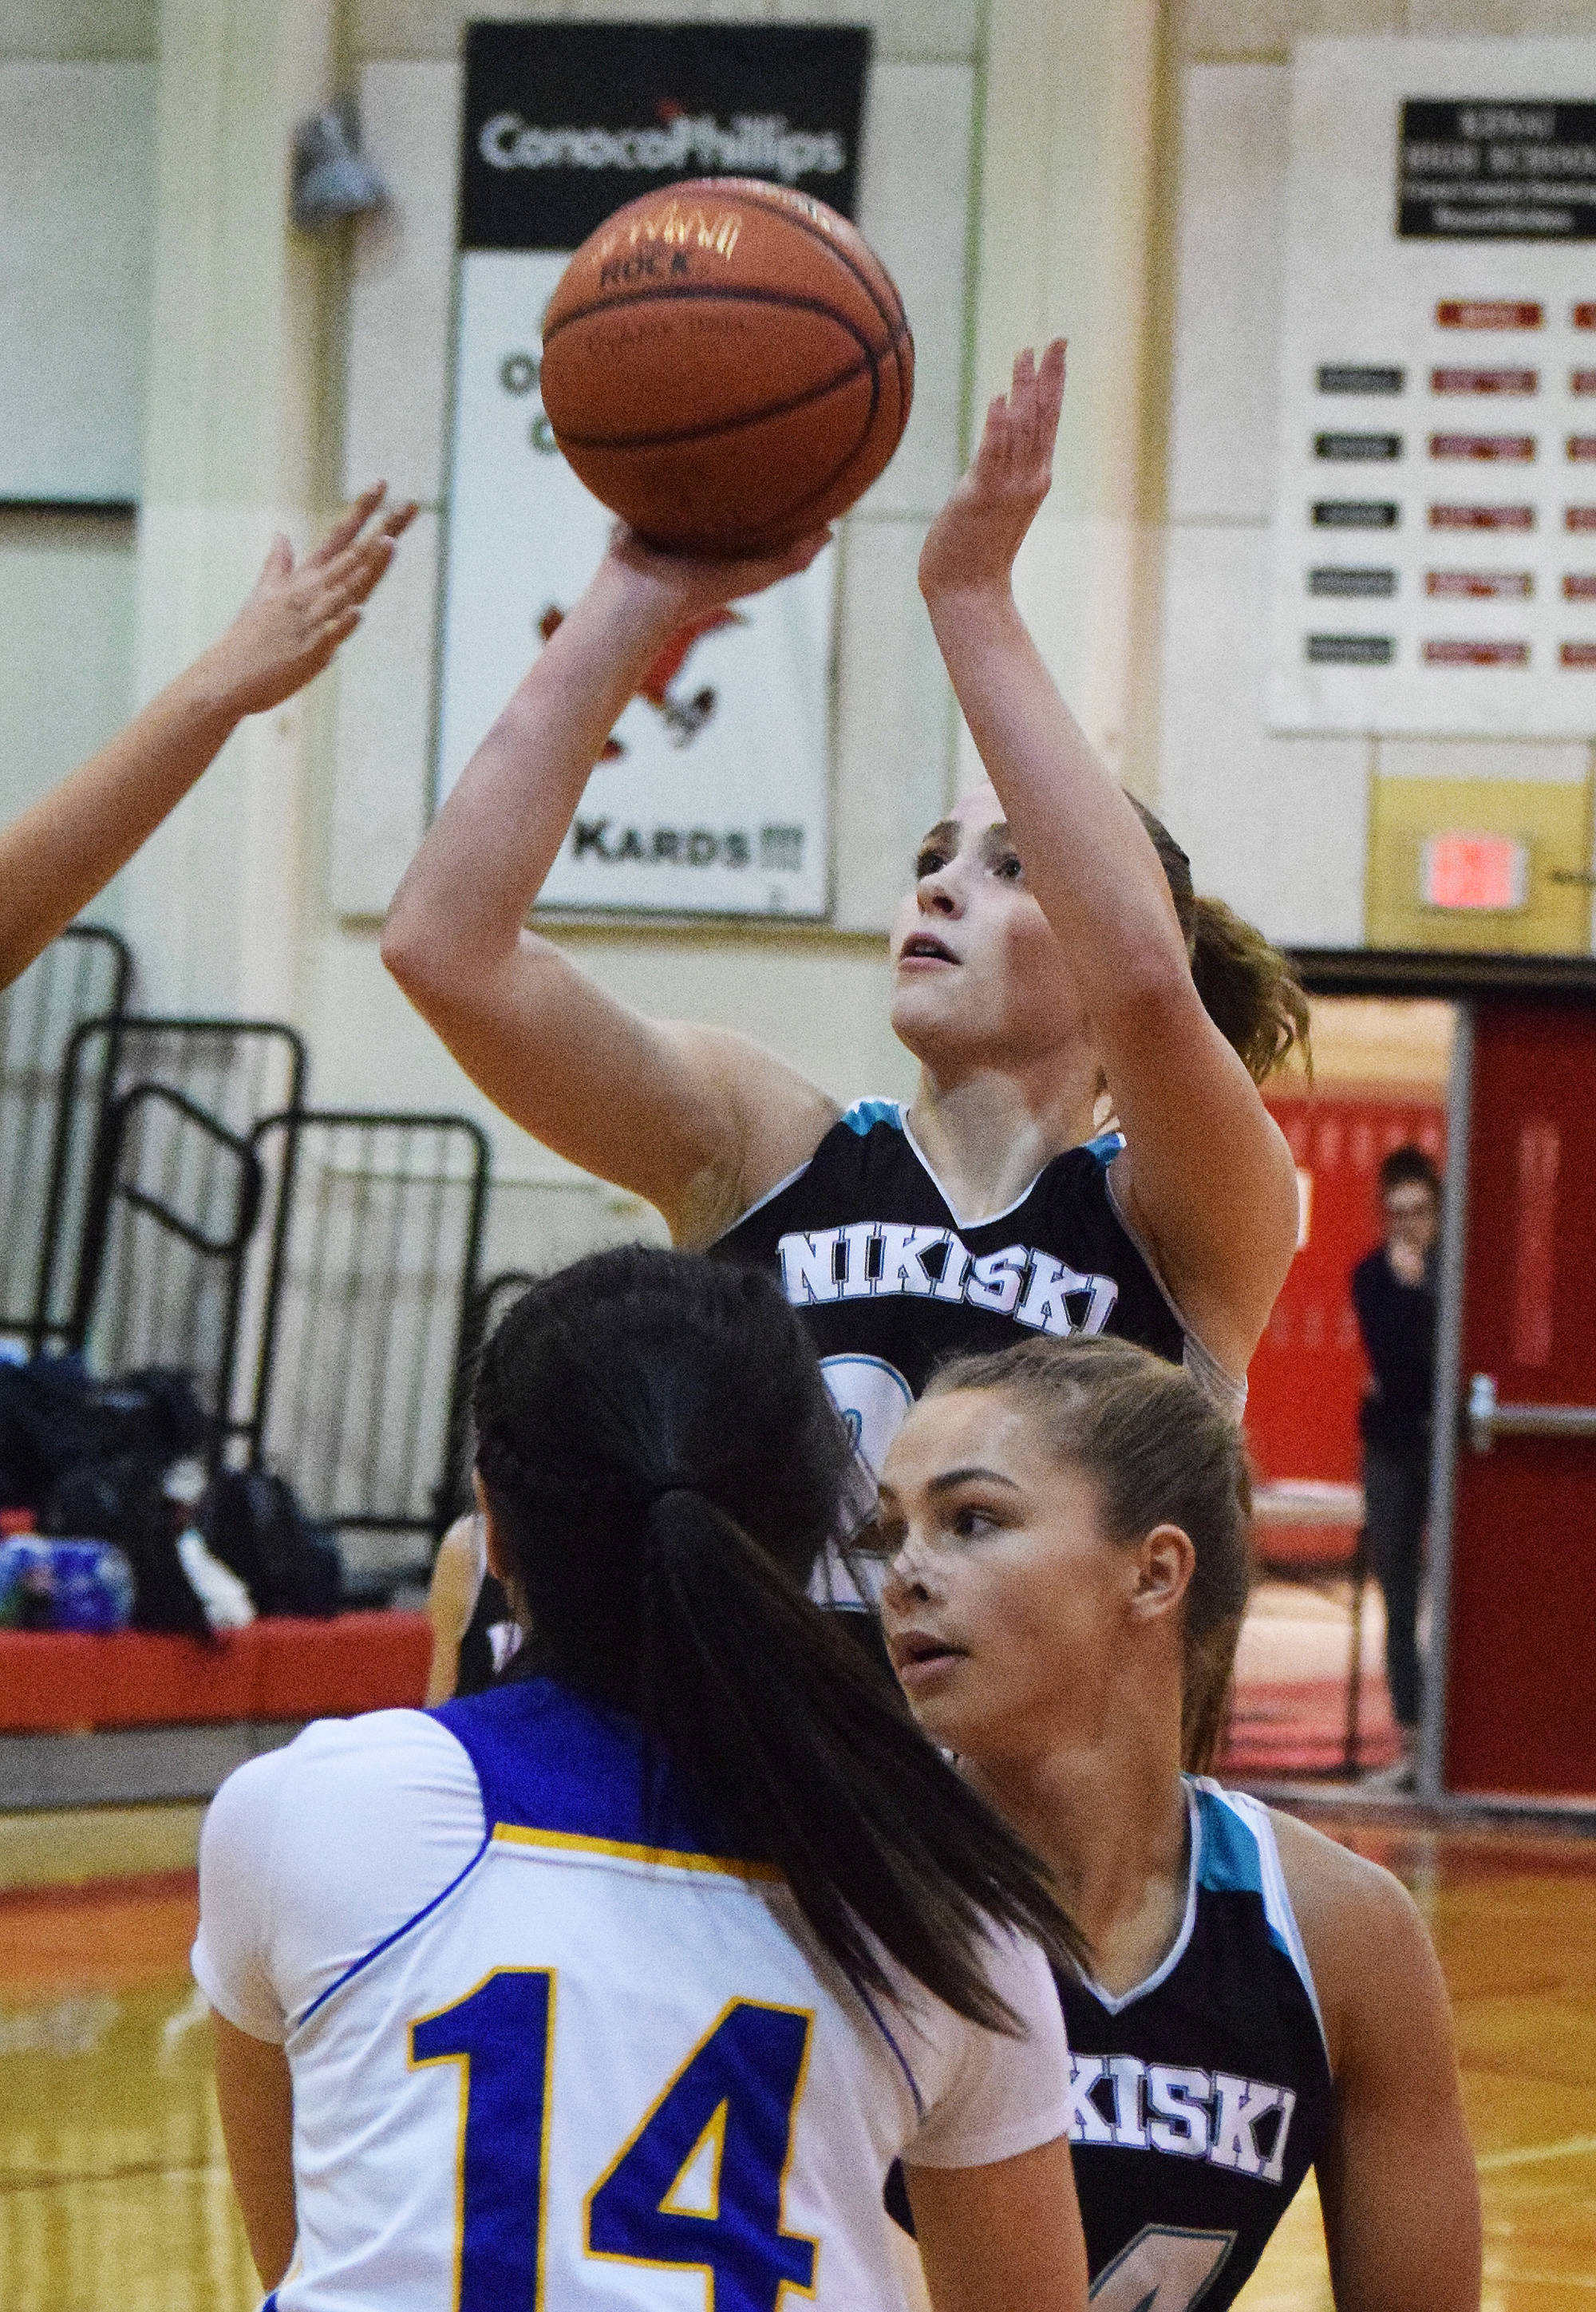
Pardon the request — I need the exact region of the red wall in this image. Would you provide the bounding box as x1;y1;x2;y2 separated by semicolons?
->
1246;1091;1446;1484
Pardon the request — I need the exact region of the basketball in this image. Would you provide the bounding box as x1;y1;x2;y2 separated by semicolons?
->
539;178;914;556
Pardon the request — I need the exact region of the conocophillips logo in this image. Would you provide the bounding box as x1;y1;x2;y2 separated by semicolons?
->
479;108;847;184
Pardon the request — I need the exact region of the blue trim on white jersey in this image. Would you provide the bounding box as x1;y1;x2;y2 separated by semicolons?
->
855;1982;926;2121
293;1820;492;2033
1193;1782;1329;2057
841;1097;905;1136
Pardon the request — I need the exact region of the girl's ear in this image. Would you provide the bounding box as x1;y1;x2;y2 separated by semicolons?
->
472;1469;510;1582
1128;1522;1196;1624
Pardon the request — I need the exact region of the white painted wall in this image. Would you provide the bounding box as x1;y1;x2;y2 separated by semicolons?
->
0;62;155;501
0;511;137;849
7;0;1595;1284
1157;62;1371;950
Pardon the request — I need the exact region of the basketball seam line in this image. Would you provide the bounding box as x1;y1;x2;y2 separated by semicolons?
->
554;355;875;453
548;310;908;453
610;180;914;427
543;281;896;353
716;181;912;420
710;179;907;336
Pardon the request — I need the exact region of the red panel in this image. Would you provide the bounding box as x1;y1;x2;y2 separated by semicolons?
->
1446;1005;1596;1797
255;1612;429;1717
1246;1090;1446;1485
0;1612;431;1733
0;1628;259;1730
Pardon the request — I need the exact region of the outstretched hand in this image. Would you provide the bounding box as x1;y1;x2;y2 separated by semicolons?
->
196;484;419;718
918;340;1066;600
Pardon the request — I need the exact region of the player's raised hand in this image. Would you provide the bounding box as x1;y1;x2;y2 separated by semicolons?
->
194;484;418;718
918;340;1066;600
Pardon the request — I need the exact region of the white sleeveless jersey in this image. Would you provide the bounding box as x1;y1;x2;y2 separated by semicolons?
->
193;1679;1072;2312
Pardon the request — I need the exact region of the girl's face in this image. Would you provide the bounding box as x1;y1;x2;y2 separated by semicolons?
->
875;1387;1144;1765
888;789;1089;1069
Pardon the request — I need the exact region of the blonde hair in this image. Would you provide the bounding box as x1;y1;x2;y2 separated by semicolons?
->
922;1334;1254;1773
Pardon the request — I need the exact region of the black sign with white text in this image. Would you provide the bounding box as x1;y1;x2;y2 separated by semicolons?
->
460;21;869;252
1399;99;1596;240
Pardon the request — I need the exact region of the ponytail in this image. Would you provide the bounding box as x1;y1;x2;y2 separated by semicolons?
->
1129;799;1311;1085
473;1247;1087;2026
641;1488;1086;2022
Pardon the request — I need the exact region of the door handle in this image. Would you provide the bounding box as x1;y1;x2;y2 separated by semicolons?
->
1468;1373;1596;1452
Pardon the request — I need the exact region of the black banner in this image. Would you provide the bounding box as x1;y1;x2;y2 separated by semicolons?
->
1399;98;1596;241
460;22;871;252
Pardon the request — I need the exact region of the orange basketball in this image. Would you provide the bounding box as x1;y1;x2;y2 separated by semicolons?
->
539;178;913;556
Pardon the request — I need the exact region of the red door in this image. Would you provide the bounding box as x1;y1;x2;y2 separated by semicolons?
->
1441;1002;1596;1799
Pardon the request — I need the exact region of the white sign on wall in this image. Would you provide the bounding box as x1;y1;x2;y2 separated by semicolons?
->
434;22;869;918
437;251;836;915
1270;38;1596;737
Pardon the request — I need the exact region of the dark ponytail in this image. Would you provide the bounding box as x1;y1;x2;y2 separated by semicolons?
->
1129;798;1311;1084
473;1247;1086;2025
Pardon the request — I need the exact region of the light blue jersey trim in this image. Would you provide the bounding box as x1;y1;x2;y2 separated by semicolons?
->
291;1824;492;2033
1192;1780;1329;2057
1081;1130;1126;1165
841;1097;905;1136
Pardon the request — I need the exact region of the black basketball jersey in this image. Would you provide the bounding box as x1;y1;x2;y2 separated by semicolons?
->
888;1779;1333;2310
713;1102;1238;1595
1059;1779;1332;2308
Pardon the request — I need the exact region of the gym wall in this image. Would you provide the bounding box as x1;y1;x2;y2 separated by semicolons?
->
2;0;1591;1279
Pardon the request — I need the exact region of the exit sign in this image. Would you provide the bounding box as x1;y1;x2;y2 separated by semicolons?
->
1420;832;1529;911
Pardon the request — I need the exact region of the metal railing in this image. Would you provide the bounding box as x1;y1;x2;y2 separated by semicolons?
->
0;925;131;1340
32;1017;305;1358
244;1111;491;1552
71;1082;266;1431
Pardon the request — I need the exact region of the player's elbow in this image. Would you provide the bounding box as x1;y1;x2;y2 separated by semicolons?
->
381;887;455;1009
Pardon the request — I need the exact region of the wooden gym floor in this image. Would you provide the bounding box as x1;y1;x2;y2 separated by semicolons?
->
0;1808;1591;2310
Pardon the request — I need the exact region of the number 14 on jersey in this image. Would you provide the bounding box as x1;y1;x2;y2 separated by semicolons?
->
410;1971;818;2312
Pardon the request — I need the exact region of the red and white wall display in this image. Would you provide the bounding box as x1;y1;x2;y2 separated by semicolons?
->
435;23;867;918
1270;38;1596;737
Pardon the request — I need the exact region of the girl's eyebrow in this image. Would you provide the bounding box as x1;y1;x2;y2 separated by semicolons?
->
927;1466;1021;1496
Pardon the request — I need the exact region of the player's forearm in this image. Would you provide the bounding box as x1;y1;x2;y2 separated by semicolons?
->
0;666;240;990
384;565;673;984
924;585;1191;1018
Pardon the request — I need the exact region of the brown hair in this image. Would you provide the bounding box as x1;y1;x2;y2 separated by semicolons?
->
1378;1144;1441;1201
1130;800;1311;1085
920;1334;1254;1773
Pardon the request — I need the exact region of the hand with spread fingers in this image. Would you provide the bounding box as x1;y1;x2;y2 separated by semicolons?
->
918;340;1067;600
195;485;418;717
0;484;417;991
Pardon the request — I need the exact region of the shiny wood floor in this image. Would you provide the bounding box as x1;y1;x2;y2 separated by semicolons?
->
0;1812;1591;2310
1238;1814;1596;2310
